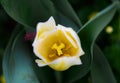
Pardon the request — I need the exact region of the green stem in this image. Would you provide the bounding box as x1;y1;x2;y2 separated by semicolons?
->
54;71;62;83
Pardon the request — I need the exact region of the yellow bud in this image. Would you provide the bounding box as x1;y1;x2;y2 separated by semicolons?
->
106;26;113;34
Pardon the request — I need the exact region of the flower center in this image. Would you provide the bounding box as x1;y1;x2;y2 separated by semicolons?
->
51;43;65;56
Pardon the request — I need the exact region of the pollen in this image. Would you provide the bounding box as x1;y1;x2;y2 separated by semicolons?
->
52;43;65;56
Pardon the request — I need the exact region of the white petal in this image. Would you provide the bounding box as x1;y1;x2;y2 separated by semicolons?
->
37;16;56;31
33;47;43;60
32;16;56;46
56;24;85;56
64;27;85;56
32;17;57;60
35;59;47;67
57;24;77;48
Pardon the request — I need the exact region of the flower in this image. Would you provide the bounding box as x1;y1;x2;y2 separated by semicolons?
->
32;16;85;71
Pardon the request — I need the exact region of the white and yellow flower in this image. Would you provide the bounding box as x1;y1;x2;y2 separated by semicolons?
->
32;16;84;71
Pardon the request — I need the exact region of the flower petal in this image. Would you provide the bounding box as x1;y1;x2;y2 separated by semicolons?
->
32;16;56;46
35;59;47;66
64;27;85;56
57;25;77;48
57;24;85;57
37;16;56;32
49;56;82;71
32;17;56;60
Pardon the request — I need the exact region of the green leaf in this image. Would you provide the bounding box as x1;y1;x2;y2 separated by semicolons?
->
3;25;22;82
63;2;117;83
104;43;120;73
1;0;56;29
111;11;120;41
91;44;116;83
1;0;82;31
78;2;117;46
51;0;82;31
3;25;56;83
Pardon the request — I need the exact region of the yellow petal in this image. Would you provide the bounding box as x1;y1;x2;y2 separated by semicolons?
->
49;56;82;71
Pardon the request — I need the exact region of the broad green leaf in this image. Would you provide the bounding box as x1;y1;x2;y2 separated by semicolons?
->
72;73;90;83
111;11;120;42
118;2;120;12
51;0;82;31
1;0;56;29
56;11;80;31
104;43;120;73
63;2;117;83
3;26;56;83
1;0;82;31
0;7;14;57
3;27;40;83
55;71;63;83
77;7;93;24
3;25;21;82
91;44;116;83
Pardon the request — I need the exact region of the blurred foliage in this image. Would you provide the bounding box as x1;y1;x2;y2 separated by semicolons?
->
70;2;120;82
69;0;111;24
0;0;120;83
0;5;16;77
69;1;120;82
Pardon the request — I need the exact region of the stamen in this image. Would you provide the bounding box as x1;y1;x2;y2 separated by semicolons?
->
52;43;65;56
